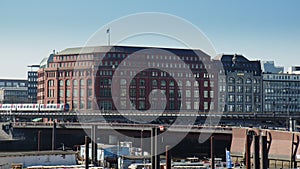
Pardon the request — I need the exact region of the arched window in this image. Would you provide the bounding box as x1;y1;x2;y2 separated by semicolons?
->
130;79;136;86
87;79;92;86
178;80;183;86
120;79;127;86
246;78;252;84
161;80;166;87
169;80;175;87
194;81;199;87
152;80;157;86
73;79;78;86
186;81;191;87
80;79;85;86
237;78;243;84
59;80;64;86
228;77;235;83
66;80;70;87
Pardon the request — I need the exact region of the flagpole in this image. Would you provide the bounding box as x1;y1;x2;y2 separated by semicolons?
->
108;31;110;46
107;28;110;46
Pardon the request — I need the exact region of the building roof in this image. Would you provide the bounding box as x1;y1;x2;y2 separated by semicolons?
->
214;54;250;62
56;45;211;58
214;54;262;76
40;54;54;68
0;87;28;91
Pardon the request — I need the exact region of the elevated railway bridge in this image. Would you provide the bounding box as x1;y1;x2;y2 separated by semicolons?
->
0;110;298;129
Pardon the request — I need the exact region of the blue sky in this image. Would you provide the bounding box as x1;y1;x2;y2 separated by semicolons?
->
0;0;300;78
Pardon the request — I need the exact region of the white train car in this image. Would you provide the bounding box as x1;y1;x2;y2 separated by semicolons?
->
39;104;66;112
0;103;69;112
16;104;40;111
0;104;17;112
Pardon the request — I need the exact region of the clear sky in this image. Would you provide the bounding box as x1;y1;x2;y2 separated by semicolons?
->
0;0;300;78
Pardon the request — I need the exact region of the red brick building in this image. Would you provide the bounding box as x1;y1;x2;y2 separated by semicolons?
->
37;46;219;112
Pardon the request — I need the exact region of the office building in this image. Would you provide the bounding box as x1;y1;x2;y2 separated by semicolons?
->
0;87;28;104
262;73;300;114
215;54;262;113
27;65;39;103
37;46;219;112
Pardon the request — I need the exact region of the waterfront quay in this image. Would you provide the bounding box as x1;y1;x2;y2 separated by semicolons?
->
0;120;300;168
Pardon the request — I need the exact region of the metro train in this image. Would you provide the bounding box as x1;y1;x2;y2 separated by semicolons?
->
0;103;69;112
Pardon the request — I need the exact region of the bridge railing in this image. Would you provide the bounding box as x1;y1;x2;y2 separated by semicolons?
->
11;121;232;132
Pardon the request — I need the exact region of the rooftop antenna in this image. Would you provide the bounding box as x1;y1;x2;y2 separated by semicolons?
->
106;28;110;46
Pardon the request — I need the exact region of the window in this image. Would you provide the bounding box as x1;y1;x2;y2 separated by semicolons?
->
246;105;252;112
210;91;214;98
73;89;78;97
204;102;208;110
228;105;234;112
121;89;126;97
169;90;175;98
194;81;199;87
246;78;252;84
66;89;70;98
139;89;145;97
245;86;252;93
194;102;199;110
87;79;92;86
139;79;145;86
237;95;243;102
130;79;136;86
246;95;251;102
237;78;243;84
170;80;175;87
120;100;126;109
120;79;127;86
237;86;243;93
59;89;64;97
130;89;136;97
229;95;235;102
80;79;85;86
194;90;199;98
80;88;85;97
228;85;235;93
73;80;78;86
228;77;235;83
80;101;85;109
204;81;208;87
186;101;191;110
186;90;191;97
161;80;166;87
152;80;157;86
59;80;64;87
66;80;70;87
204;91;208;98
100;89;111;97
178;80;183;86
139;101;145;110
88;89;92;97
186;81;191;87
